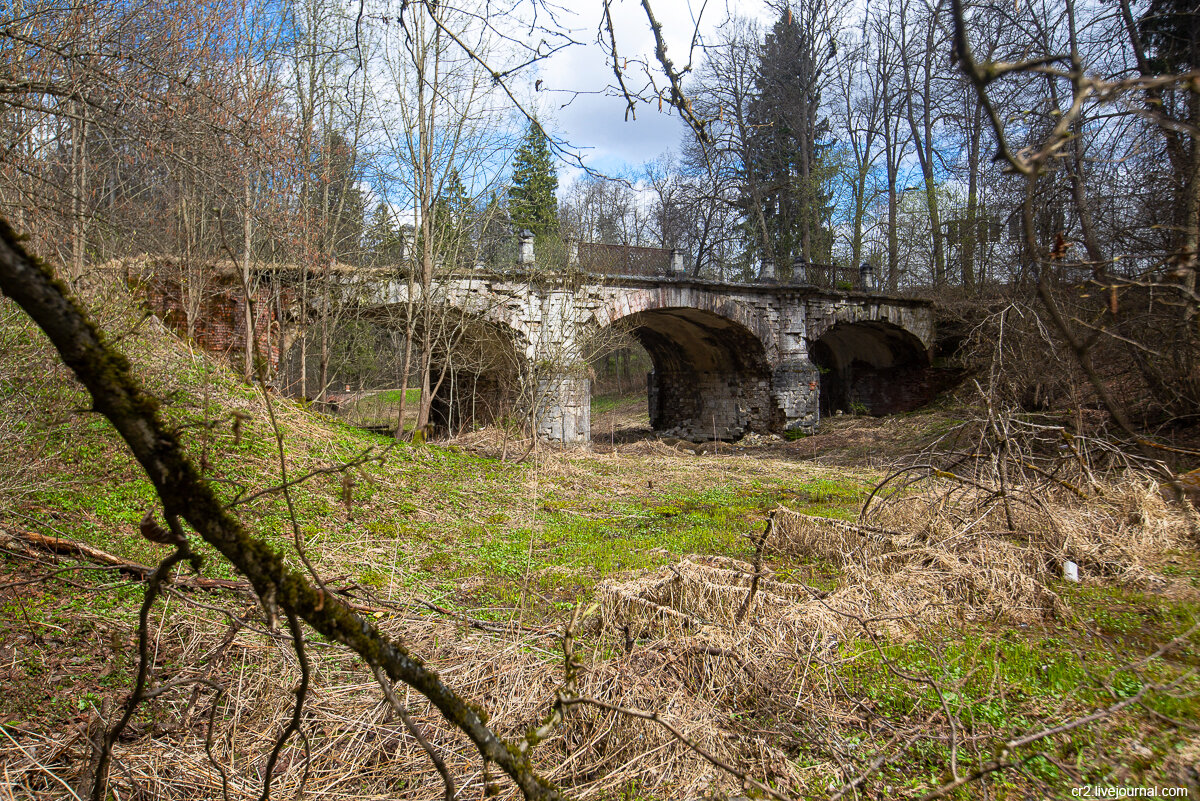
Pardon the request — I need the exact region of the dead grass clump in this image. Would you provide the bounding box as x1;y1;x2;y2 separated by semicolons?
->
553;640;819;799
597;555;816;637
764;473;1185;631
2;593;814;801
445;425;536;461
2;603;561;801
1053;479;1183;582
576;466;1193;797
860;475;1184;586
772;509;1061;623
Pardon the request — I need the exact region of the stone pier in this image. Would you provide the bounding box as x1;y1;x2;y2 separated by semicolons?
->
535;375;591;443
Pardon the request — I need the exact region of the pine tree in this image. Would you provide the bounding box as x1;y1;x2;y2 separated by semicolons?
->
508;119;559;241
742;6;836;270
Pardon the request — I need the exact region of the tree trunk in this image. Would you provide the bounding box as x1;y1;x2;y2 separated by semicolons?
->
960;99;983;291
243;173;255;381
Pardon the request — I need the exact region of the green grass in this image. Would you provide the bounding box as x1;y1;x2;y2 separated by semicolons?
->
366;388;421;405
4;290;1199;798
590;393;633;415
11;354;872;603
357;465;866;611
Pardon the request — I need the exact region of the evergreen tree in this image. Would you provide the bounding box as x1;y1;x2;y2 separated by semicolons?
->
508;119;559;241
742;6;836;270
433;170;475;270
363;203;404;269
1140;0;1200;73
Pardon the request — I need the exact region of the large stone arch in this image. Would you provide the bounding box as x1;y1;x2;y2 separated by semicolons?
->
594;287;779;363
592;296;778;440
809;320;934;416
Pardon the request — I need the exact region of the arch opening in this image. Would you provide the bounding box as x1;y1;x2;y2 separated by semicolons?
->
810;321;933;416
357;303;530;437
606;307;775;441
428;316;527;436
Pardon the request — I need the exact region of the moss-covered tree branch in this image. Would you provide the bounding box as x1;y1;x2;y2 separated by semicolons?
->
0;218;567;801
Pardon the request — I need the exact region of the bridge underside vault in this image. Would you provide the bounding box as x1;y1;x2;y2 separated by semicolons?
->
428;318;526;435
619;308;777;440
810;321;933;416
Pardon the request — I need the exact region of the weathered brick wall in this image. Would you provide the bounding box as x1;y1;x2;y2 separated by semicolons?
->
142;278;278;370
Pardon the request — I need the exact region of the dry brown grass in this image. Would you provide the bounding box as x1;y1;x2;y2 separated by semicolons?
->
604;475;1186;642
4;473;1194;800
0;592;804;800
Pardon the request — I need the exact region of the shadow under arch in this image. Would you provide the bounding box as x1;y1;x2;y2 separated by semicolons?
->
427;314;530;436
364;299;531;437
809;320;932;417
602;306;775;441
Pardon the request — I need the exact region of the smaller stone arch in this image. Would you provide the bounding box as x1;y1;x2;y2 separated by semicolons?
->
809;320;934;416
366;295;532;436
427;314;532;436
806;300;936;353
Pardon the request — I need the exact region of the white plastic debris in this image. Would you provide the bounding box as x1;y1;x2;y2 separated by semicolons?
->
1063;560;1080;583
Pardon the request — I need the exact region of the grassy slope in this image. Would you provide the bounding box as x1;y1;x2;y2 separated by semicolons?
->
0;291;867;721
1;289;1198;799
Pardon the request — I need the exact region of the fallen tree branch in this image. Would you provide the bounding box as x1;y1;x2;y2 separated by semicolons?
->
0;527;407;616
0;219;567;801
2;527;243;589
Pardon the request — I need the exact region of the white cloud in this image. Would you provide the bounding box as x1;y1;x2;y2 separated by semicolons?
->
523;0;772;175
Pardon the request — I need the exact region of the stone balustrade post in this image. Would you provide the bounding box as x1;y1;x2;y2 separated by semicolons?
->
518;230;535;267
670;248;685;276
759;258;776;282
859;262;876;291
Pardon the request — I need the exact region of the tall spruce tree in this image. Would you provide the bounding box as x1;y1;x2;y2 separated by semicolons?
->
743;5;836;270
433;170;475;271
508;119;559;241
363;203;404;269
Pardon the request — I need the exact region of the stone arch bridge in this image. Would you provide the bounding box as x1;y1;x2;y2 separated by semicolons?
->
372;271;936;444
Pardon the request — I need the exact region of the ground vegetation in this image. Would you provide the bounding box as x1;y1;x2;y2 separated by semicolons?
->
2;0;1200;797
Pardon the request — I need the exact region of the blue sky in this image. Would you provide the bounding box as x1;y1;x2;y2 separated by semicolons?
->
524;0;771;180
